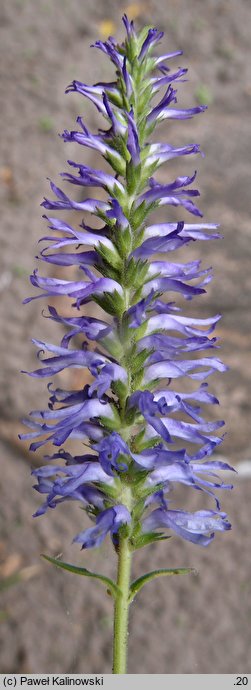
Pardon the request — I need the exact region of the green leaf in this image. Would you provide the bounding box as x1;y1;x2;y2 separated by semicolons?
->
139;160;159;190
111;379;129;402
99;416;121;432
131;369;144;390
102;336;124;361
133;435;163;452
97;242;122;271
93;290;125;316
130;348;153;374
123;405;137;426
119;257;148;289
131;496;149;523
125;33;138;62
106;90;123;108
131;320;148;341
115;225;133;258
129;567;196;602
41;555;120;599
96;263;120;282
115;136;131;164
97;209;116;228
126;160;141;195
105;151;126;177
96;480;120;500
131;200;148;230
133;260;149;289
131;532;172;551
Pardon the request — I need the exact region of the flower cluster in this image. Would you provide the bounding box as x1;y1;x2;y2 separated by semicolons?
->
22;17;233;551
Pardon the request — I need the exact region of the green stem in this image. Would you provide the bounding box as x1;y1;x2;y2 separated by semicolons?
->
111;45;147;676
112;535;132;674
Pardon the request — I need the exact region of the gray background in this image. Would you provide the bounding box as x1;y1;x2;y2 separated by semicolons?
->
0;0;250;674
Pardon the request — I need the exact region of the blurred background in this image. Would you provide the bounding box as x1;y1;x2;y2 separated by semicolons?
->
0;0;251;674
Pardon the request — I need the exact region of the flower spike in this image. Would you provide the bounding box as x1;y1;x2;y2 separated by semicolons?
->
22;17;233;674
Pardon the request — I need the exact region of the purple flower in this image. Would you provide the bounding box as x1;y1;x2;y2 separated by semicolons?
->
151;68;188;92
73;506;131;549
146;142;202;167
24;269;123;305
142;508;231;546
44;307;112;344
127;109;140;166
137;172;203;218
122;57;133;98
41;179;108;214
32;461;114;497
138;28;164;61
103;93;127;136
61;117;124;167
143;221;222;243
106;198;129;231
93;433;130;475
91;39;124;70
22;16;232;554
61;160;125;193
122;14;136;39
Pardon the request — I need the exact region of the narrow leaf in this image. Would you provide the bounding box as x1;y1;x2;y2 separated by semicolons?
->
41;554;120;599
131;533;172;550
129;567;195;602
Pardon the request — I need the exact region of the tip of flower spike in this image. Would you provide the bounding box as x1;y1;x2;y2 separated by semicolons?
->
138;28;164;62
122;14;136;37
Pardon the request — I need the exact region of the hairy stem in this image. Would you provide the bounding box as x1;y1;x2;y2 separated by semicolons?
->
112;533;132;673
112;45;145;674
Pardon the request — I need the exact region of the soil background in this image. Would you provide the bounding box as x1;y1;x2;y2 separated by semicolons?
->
0;0;251;675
